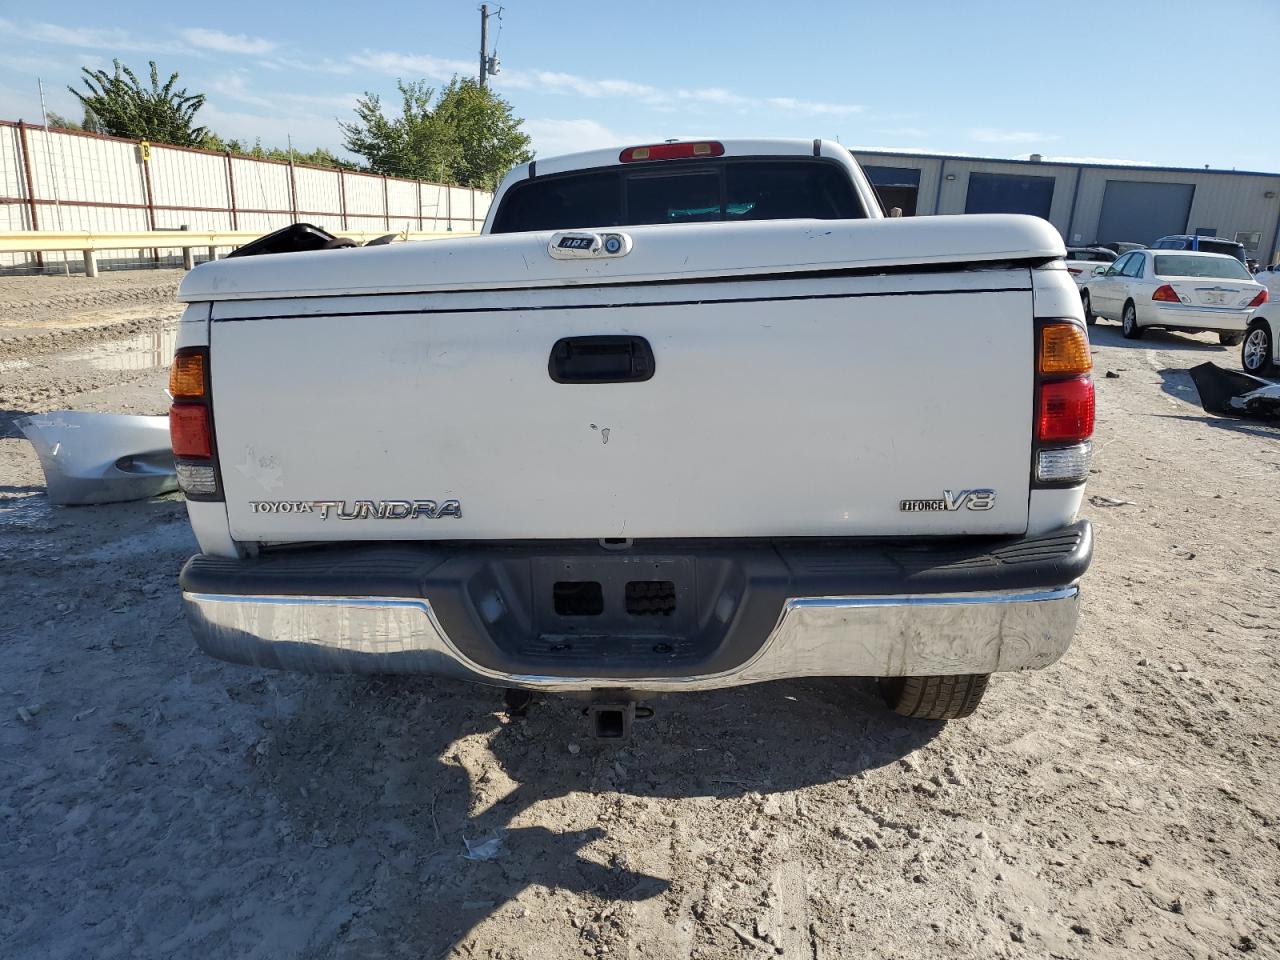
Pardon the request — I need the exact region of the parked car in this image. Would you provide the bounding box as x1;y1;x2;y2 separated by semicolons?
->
1099;241;1146;256
1152;234;1248;264
1064;246;1116;286
1242;302;1278;375
1080;249;1267;343
1254;261;1280;298
169;139;1095;727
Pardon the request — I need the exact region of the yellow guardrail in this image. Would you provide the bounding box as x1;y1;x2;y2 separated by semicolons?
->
0;229;473;252
0;229;478;276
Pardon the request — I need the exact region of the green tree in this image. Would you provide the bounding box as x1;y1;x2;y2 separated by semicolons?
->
200;132;357;170
340;77;532;189
44;111;81;131
69;60;207;146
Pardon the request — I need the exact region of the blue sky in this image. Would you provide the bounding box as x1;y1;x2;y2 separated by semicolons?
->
1;1;1277;170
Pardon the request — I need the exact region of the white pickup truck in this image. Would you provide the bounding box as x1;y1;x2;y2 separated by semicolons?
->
170;139;1094;730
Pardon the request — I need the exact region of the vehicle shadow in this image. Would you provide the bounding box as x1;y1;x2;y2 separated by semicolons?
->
0;406;36;438
1156;412;1280;441
1155;365;1208;407
1088;322;1234;354
259;672;942;955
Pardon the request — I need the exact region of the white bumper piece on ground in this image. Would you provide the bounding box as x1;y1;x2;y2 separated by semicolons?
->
17;411;177;505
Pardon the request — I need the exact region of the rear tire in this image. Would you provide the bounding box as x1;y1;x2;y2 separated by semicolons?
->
1080;290;1096;326
1242;320;1274;374
1218;331;1245;347
878;674;991;720
1121;301;1143;339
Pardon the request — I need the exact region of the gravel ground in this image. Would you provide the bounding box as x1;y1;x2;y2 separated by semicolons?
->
1;272;1278;959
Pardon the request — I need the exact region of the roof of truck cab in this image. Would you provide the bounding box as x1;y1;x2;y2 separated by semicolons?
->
485;138;882;232
178;214;1067;304
511;138;829;179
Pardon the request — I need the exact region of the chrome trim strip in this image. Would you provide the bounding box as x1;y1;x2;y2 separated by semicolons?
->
1152;302;1252;314
183;585;1080;692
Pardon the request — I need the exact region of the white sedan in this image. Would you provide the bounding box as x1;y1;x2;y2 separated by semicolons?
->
1254;262;1280;299
1081;249;1268;345
1063;246;1116;287
1242;303;1278;375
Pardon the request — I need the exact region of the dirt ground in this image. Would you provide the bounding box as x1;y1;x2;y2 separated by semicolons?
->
1;269;1277;960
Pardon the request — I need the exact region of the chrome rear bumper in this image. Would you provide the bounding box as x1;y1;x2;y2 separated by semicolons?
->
183;584;1080;692
1150;303;1251;331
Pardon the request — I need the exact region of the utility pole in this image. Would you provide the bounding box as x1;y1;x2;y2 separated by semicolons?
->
479;5;501;88
479;4;490;88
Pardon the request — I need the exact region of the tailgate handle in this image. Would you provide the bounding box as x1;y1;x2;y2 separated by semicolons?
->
548;336;655;384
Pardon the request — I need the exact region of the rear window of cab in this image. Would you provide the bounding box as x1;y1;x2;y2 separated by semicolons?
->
491;158;866;233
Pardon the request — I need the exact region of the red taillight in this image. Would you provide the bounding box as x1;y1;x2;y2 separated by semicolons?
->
1038;377;1095;443
619;141;725;163
1152;284;1180;303
168;345;220;499
170;403;212;458
1248;289;1269;308
1067;267;1082;275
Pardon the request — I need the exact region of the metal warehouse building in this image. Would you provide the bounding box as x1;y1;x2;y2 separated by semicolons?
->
850;150;1280;265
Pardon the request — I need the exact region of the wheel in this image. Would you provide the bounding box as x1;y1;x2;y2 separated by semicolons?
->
1121;301;1144;339
1242;321;1274;374
1080;290;1096;326
1218;331;1245;347
878;674;991;720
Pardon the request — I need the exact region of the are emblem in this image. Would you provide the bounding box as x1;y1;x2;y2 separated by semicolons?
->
549;231;632;260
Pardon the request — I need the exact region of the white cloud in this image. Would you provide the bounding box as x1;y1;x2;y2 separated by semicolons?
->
198;103;349;153
531;71;664;102
0;53;104;78
969;128;1060;144
349;50;476;83
0;81;45;124
879;126;929;138
0;72;86;124
258;55;353;76
676;87;749;108
209;73;357;113
0;18;189;54
524;118;655;158
764;96;862;117
353;48;862;116
180;28;276;56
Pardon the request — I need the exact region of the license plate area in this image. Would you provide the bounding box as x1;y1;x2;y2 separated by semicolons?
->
449;548;760;676
1204;291;1227;305
533;556;697;639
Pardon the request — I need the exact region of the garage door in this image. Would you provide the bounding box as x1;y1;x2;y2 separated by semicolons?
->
1096;180;1194;246
964;173;1055;218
